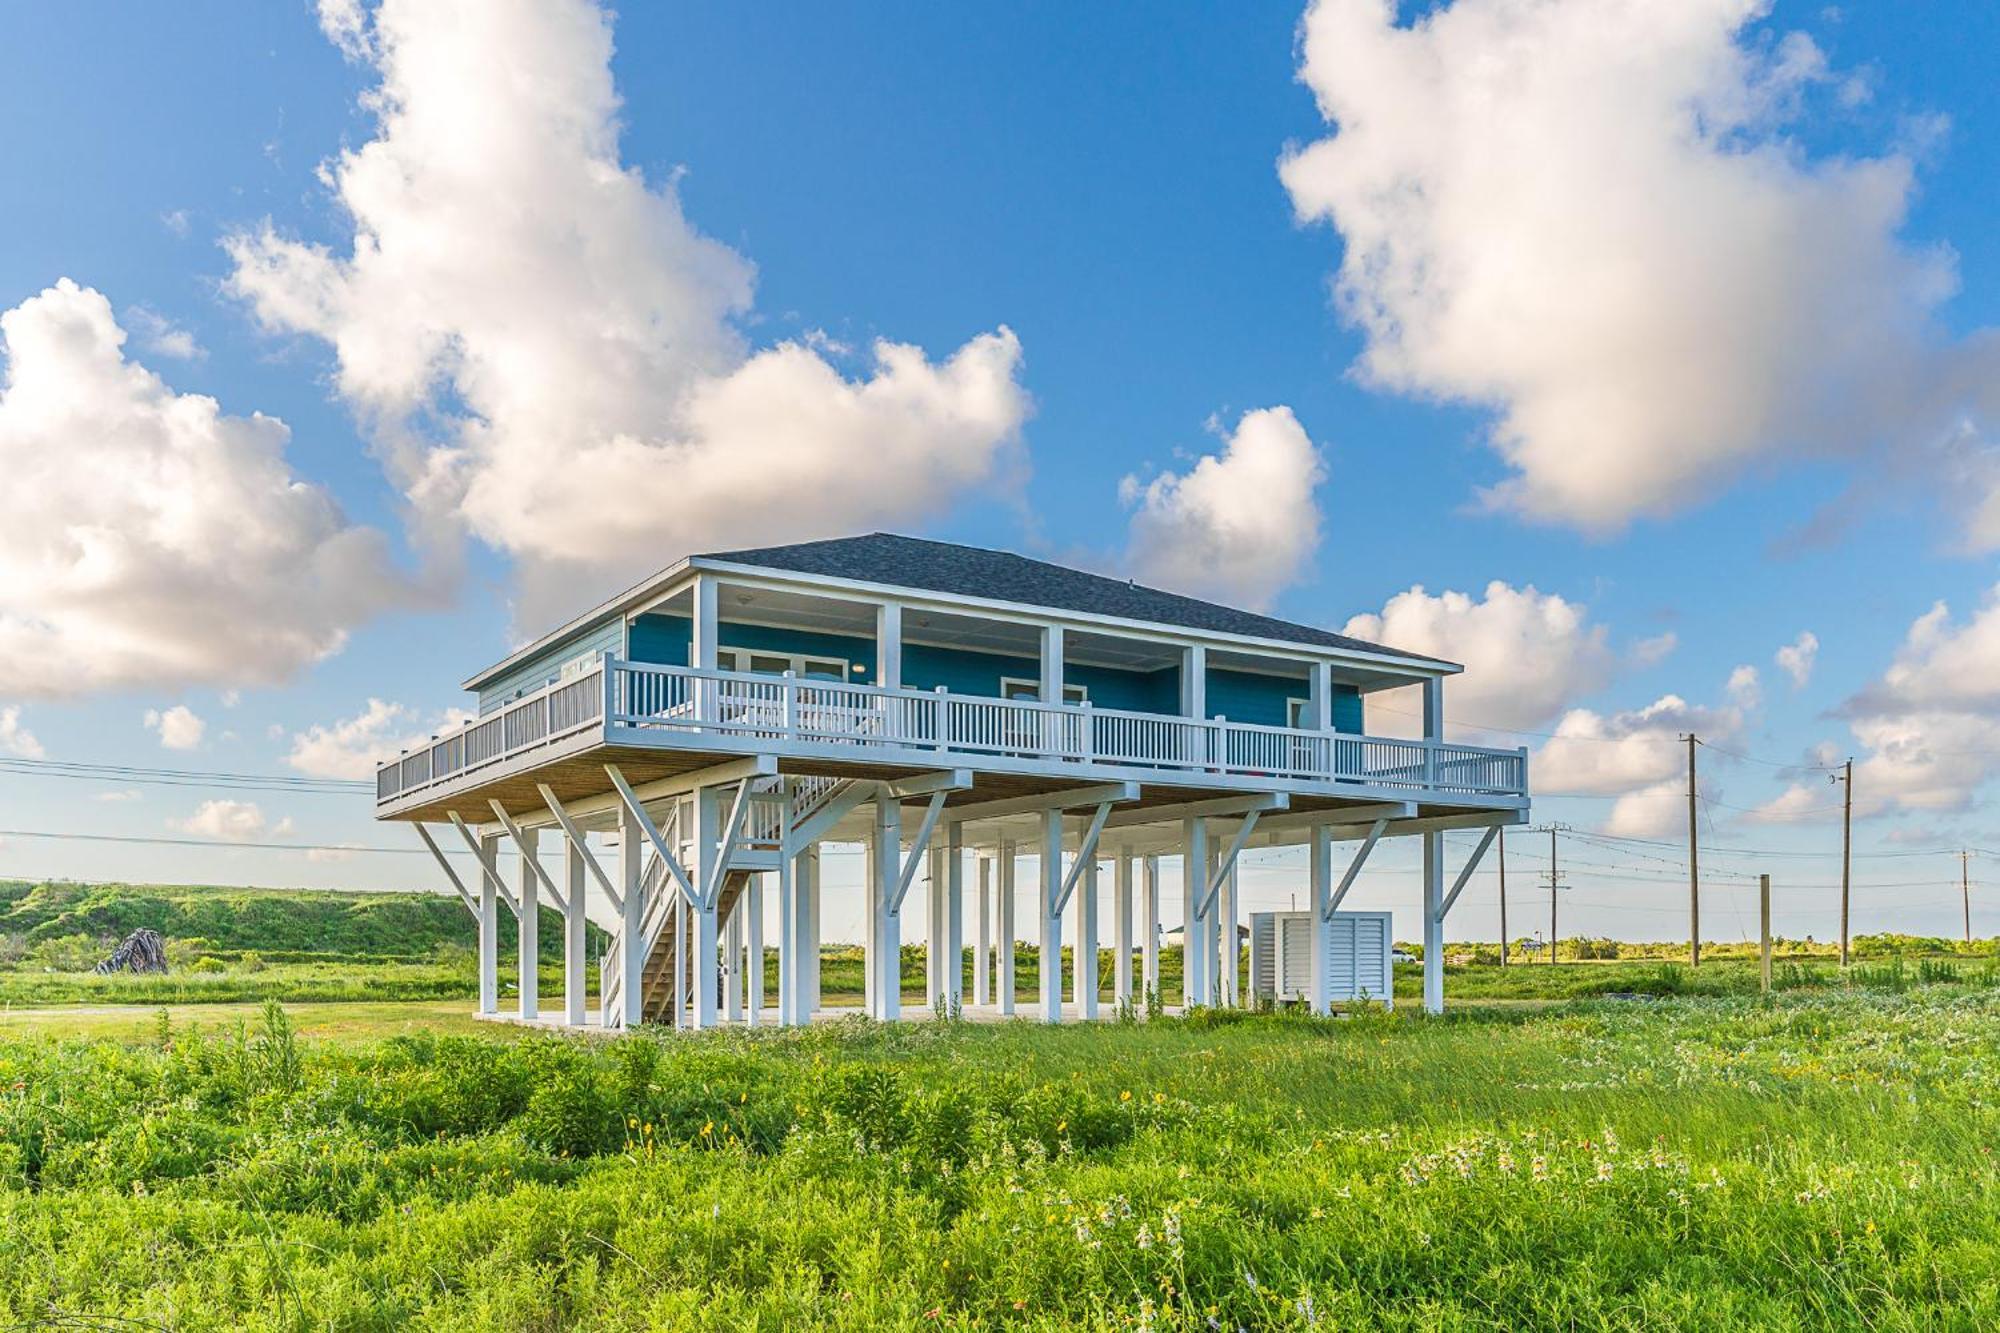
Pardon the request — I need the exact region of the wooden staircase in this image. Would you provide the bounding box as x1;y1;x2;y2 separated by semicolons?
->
636;868;753;1023
601;775;859;1028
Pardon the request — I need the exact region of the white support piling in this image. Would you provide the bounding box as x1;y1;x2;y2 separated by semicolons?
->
1219;860;1239;1009
1039;809;1064;1023
516;826;539;1022
863;834;878;1015
998;840;1017;1016
746;873;765;1027
1074;853;1100;1020
1182;820;1209;1008
804;846;821;1019
564;834;587;1026
1308;823;1333;1016
870;796;903;1021
776;846;796;1026
1141;855;1161;1006
690;786;722;1029
1114;848;1134;1009
1423;831;1445;1015
477;831;500;1017
616;806;644;1028
946;822;965;1010
973;854;992;1007
724;900;744;1022
926;844;946;1006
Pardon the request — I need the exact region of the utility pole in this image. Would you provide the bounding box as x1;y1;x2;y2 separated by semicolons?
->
1497;826;1508;969
1834;759;1853;967
1759;873;1772;994
1963;850;1973;946
1537;824;1568;965
1685;733;1700;969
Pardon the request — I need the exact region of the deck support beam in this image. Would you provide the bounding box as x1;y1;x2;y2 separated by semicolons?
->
973;854;992;1007
1113;846;1134;1010
412;824;477;917
1141;854;1161;1008
1182;818;1209;1008
1039;808;1064;1023
997;840;1017;1016
564;835;588;1026
1073;850;1099;1019
868;795;903;1021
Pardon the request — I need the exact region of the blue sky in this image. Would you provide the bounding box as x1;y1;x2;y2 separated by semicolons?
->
1;0;1996;946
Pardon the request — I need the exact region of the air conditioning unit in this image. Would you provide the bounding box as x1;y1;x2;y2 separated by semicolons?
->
1249;909;1393;1008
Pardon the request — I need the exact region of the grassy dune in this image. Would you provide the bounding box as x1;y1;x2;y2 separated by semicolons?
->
2;989;1996;1328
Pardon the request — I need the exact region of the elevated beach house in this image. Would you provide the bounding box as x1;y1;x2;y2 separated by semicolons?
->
379;533;1529;1028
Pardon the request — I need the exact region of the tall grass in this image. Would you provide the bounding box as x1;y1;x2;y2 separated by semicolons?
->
2;987;1997;1327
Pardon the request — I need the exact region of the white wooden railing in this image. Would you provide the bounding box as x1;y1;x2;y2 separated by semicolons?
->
377;658;1528;805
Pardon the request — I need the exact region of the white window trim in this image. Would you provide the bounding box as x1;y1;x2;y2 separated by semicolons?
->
999;675;1088;705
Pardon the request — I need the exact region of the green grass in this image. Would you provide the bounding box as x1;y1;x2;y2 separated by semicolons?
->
2;987;1997;1328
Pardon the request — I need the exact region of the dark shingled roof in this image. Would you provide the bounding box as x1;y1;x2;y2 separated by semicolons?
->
702;533;1443;665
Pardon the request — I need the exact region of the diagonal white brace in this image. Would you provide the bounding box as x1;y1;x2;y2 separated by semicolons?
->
702;780;755;910
447;810;519;916
605;764;697;908
1197;809;1264;920
489;800;569;915
413;824;478;917
1053;801;1115;917
891;790;949;915
536;783;622;915
1438;825;1501;920
1324;818;1389;920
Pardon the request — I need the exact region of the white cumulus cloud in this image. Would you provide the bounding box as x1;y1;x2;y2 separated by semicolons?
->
287;698;474;780
1121;407;1324;610
1531;681;1752;835
0;706;44;759
1280;0;1999;537
144;704;205;751
173;799;291;842
0;279;410;698
1775;631;1820;688
1341;581;1619;735
228;0;1030;626
1831;590;2000;814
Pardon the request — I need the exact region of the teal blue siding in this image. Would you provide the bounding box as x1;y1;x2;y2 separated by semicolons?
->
628;613;876;678
614;611;1364;730
627;612;691;666
477;617;625;715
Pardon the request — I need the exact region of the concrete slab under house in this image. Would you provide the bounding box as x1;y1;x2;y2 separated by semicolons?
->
379;532;1530;1029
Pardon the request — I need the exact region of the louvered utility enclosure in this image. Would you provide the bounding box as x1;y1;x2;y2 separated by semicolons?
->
1249;910;1394;1008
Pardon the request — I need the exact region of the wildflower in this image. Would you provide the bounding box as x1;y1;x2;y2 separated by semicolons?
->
1595;1161;1614;1184
1531;1156;1549;1182
1136;1224;1153;1250
1121;1090;1132;1102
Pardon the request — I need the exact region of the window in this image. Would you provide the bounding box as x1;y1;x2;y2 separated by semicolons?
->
1287;697;1314;729
1000;676;1087;704
718;646;850;680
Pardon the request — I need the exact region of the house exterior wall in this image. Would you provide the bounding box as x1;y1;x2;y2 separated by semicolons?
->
476;618;625;716
613;611;1363;729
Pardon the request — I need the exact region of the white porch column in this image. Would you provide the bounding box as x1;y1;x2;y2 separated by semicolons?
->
477;831;500;1016
1181;644;1207;719
1219;860;1239;1008
1424;833;1445;1015
1074;852;1100;1020
870;796;903;1021
1113;847;1134;1009
689;786;722;1029
1041;624;1066;702
876;602;903;690
564;835;588;1026
946;822;965;1010
973;854;992;1007
1308;823;1333;1016
1039;809;1064;1023
1182;821;1209;1008
516;826;539;1022
1141;854;1161;1005
745;873;765;1027
724;899;744;1022
1307;662;1333;731
691;576;719;670
998;840;1017;1016
863;834;878;1014
616;807;644;1028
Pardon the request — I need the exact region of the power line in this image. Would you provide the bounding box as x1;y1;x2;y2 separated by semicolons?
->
0;827;450;856
0;754;370;795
